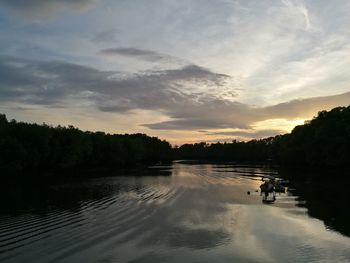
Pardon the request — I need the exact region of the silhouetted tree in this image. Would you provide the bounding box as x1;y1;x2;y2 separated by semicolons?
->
0;115;172;176
175;106;350;169
2;106;350;176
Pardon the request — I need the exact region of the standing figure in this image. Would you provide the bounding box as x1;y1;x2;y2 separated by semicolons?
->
260;179;275;202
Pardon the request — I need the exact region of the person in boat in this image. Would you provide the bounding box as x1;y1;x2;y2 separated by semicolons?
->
260;179;274;198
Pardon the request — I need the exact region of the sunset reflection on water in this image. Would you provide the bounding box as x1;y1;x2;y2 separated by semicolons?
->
0;163;349;263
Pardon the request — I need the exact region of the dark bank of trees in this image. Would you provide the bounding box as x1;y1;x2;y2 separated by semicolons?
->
175;106;350;169
174;139;273;162
0;114;172;176
1;105;350;176
275;106;350;167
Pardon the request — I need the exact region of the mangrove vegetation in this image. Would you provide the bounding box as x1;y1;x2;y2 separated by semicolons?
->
1;105;350;176
175;106;350;169
0;114;172;175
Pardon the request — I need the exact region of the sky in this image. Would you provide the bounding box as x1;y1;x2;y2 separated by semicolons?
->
1;0;350;145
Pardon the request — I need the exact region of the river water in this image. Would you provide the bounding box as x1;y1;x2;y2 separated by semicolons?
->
0;163;349;263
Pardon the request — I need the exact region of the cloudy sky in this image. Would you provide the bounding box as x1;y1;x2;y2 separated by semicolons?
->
1;0;350;144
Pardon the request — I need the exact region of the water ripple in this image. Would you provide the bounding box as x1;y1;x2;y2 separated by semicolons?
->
1;164;349;263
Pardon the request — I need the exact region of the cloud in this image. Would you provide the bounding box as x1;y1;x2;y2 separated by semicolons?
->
92;30;120;44
0;0;97;20
101;47;169;62
204;129;285;139
144;92;350;130
262;92;350;119
0;56;110;105
0;55;234;113
281;0;313;31
100;47;188;67
1;56;350;135
144;119;239;131
143;101;253;130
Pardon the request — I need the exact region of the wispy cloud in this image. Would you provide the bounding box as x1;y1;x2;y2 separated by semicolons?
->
99;47;189;69
100;47;172;62
203;129;286;139
1;56;349;135
92;30;120;44
0;56;234;114
143;92;350;130
1;0;350;142
0;0;97;20
281;0;314;31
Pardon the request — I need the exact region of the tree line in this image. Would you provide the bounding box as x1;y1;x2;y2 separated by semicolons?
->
1;105;349;176
0;114;172;175
175;106;350;169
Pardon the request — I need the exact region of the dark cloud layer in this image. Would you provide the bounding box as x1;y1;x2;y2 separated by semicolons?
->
100;47;176;63
204;129;285;139
92;30;119;44
263;94;350;119
0;0;96;20
1;56;350;133
0;55;233;118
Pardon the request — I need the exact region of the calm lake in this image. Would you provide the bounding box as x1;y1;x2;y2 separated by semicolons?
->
0;163;349;263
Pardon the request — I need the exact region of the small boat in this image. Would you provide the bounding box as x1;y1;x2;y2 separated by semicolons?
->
277;179;290;187
262;198;275;204
261;177;287;193
273;182;285;193
260;181;275;203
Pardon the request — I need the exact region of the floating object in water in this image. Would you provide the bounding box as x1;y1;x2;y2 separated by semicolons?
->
279;179;290;187
274;184;285;193
261;177;287;193
262;193;276;203
247;191;250;195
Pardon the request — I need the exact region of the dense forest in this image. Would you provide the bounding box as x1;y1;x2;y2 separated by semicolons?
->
175;106;350;169
1;106;350;176
0;114;172;176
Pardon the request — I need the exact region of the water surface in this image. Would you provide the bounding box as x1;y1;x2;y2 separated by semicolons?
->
0;163;349;263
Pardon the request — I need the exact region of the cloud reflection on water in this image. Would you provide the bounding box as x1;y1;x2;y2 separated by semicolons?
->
0;164;349;263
